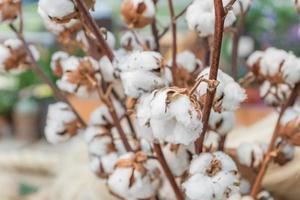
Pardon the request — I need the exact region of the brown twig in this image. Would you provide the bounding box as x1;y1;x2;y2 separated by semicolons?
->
9;24;86;127
231;2;246;80
73;0;114;61
250;83;300;197
158;2;191;39
151;18;160;52
194;0;226;154
167;0;178;85
153;143;184;200
224;0;238;14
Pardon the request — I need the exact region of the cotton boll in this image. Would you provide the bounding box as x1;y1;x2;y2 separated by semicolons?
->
222;82;246;111
237;142;265;168
203;131;221;152
274;138;295;165
256;191;274;200
246;50;263;71
172;51;202;73
259;81;291;106
0;45;11;73
121;0;156;28
38;0;76;22
162;144;190;177
186;0;237;37
120;31;143;51
282;54;300;85
197;68;245;112
209;110;235;135
183;151;239;200
89;153;118;178
107;152;160;200
231;0;253;15
158;178;178;200
44;102;79;144
56;56;102;97
119;51;168;98
99;56;119;82
240;178;251;195
260;47;288;77
0;0;20;24
50;51;69;77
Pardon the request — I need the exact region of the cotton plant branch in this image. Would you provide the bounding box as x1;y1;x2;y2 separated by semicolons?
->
195;0;226;154
72;0;114;61
231;2;247;80
167;0;178;85
153;143;185;200
158;2;192;39
250;83;300;197
9;24;87;127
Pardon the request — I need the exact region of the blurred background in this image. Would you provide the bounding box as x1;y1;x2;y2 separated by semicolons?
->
0;0;299;199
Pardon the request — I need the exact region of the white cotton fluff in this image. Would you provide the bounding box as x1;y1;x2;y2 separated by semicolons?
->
158;178;178;200
186;0;237;37
84;126;113;156
182;151;239;200
168;50;202;73
246;50;264;69
230;0;253;15
57;56;101;97
50;51;69;75
120;31;143;51
276;139;295;163
237;142;265;168
38;7;80;34
146;89;203;145
209;110;235;135
0;39;39;74
89;102;124;126
107;153;159;200
99;56;118;82
44;102;77;144
38;0;75;20
280;107;300;126
89;153;118;176
196;68;246;111
240;178;251;195
281;53;300;85
119;51;170;98
238;36;255;57
162;144;190;177
256;191;274;200
260;48;288;77
259;81;291;106
203;131;221;152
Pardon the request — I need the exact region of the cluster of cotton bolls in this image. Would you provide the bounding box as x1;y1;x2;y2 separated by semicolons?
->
0;38;39;74
247;47;300;106
0;0;20;24
136;87;203;145
50;52;102;97
182;151;240;200
121;0;156;28
186;0;252;37
118;51;172;98
44;102;80;144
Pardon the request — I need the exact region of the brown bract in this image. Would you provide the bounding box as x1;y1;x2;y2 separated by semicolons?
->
57;22;85;51
66;58;100;93
4;45;28;72
121;0;154;28
64;119;81;137
0;0;20;23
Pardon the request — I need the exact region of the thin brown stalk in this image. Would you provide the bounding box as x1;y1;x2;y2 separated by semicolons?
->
224;0;238;14
158;2;191;39
73;0;114;61
10;24;86;127
194;0;226;154
93;84;133;152
153;143;184;200
250;83;300;197
231;2;246;80
151;18;160;52
167;0;178;85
